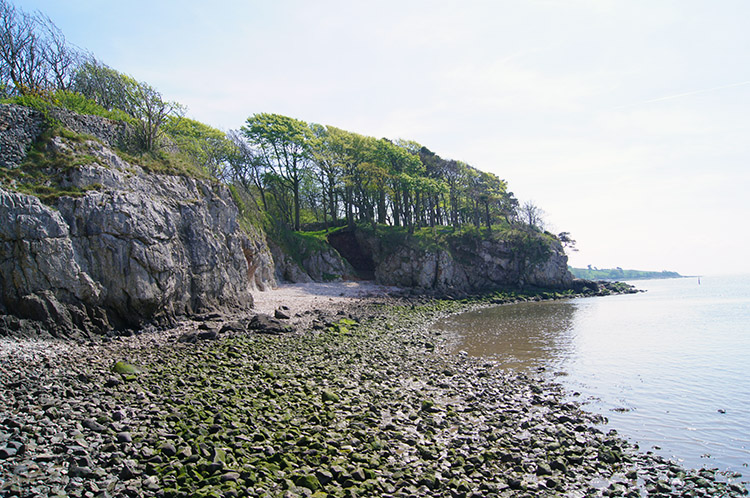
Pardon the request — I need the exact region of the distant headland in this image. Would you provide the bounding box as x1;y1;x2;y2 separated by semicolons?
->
569;266;683;281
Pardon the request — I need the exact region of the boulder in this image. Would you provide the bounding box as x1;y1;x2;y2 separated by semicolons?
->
274;308;291;320
248;314;291;335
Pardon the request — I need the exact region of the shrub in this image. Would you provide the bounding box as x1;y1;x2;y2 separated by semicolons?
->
51;90;132;122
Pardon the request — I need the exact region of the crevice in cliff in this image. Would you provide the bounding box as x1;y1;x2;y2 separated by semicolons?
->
327;230;375;280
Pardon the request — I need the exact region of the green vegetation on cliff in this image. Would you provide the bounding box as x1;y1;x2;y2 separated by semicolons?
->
0;126;102;202
569;267;683;281
1;0;573;270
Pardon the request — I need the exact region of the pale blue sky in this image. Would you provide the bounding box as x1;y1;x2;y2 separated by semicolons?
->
17;0;750;275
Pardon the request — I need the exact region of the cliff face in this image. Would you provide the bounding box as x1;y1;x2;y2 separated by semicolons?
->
0;104;275;338
269;240;356;284
0;103;577;337
344;228;574;293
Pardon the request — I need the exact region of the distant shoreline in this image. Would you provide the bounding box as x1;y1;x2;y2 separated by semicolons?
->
569;267;683;281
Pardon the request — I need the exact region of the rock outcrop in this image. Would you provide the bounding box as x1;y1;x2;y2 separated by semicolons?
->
334;228;574;293
269;238;356;284
0;104;276;337
0;102;577;339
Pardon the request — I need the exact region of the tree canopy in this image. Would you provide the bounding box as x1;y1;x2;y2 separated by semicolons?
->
1;0;570;248
229;114;528;235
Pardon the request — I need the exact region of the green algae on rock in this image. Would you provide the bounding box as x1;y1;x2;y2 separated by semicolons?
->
1;294;747;497
111;360;141;375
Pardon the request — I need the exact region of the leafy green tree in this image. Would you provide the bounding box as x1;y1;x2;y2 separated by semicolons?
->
309;123;345;229
163;116;231;179
71;58;138;112
331;127;366;228
378;139;424;229
474;171;508;232
226;129;268;211
499;190;519;225
340;133;383;226
375;139;416;227
72;58;182;152
558;232;578;252
128;81;183;152
242;113;313;230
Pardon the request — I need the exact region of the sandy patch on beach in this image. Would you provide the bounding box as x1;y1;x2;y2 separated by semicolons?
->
251;281;403;316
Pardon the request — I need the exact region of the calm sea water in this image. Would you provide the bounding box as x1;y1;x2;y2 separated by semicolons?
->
434;275;750;479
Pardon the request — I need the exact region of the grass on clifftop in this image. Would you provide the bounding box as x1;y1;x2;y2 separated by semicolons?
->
2;118;209;204
2;91;132;124
4;95;212;183
0;127;103;203
115;148;209;179
267;222;340;268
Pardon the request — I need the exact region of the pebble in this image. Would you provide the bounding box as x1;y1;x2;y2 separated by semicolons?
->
1;297;747;497
159;442;176;457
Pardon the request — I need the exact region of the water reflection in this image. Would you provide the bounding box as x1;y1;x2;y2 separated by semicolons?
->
434;300;578;370
433;278;750;481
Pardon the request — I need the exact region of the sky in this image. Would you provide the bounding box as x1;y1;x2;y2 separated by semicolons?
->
16;0;750;276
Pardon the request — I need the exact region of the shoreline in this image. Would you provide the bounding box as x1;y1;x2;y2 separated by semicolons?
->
1;285;746;497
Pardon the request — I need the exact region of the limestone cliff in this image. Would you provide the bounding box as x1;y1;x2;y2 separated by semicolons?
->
0;104;275;338
0;102;577;338
269;238;356;284
329;227;574;293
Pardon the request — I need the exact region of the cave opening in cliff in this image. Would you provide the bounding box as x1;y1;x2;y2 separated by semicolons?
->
327;230;376;280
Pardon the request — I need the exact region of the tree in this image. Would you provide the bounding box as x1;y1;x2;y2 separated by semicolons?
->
483;173;507;231
519;200;545;230
309;123;344;229
331;128;368;228
242;113;312;231
557;232;578;252
226;129;268;210
499;191;519;225
1;0;45;94
163;116;232;179
0;0;81;95
128;81;183;152
36;12;79;91
72;57;137;112
72;59;181;152
377;139;423;229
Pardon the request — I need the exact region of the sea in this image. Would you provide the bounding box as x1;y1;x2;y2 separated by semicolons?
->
433;275;750;484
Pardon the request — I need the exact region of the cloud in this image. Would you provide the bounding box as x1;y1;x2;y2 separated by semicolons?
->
614;80;750;110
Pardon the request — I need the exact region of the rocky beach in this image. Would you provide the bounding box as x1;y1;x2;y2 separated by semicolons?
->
1;284;746;498
3;2;749;494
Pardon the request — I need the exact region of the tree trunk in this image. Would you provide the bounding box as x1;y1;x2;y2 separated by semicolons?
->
377;190;387;225
293;180;301;231
346;186;354;228
392;188;401;227
328;176;337;225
